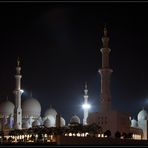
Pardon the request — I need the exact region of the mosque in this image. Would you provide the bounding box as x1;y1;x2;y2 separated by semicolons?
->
0;27;147;140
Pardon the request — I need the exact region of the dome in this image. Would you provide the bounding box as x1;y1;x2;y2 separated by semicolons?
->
37;117;43;125
131;119;138;127
22;97;41;118
60;117;66;127
137;109;148;121
0;100;14;117
22;121;30;129
44;107;57;119
70;115;80;124
32;120;40;127
44;118;52;128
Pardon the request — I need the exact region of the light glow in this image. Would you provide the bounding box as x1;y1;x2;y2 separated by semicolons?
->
82;103;91;109
20;89;24;93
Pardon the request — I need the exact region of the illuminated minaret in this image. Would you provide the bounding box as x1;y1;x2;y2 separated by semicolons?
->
82;82;90;125
98;26;113;112
13;58;23;129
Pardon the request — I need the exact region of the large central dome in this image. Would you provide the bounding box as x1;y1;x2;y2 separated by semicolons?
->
22;96;41;118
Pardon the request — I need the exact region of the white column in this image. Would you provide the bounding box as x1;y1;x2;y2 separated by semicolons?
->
13;59;23;129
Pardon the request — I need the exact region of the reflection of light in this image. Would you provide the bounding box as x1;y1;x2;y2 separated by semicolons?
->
82;103;91;109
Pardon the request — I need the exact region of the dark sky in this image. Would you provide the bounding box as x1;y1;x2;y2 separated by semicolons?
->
0;1;148;123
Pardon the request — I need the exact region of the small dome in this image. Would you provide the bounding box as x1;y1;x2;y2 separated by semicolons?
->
60;117;66;127
0;100;14;117
37;117;43;125
22;121;30;129
32;120;40;127
44;107;57;119
22;97;41;118
70;115;80;124
137;108;148;121
131;118;138;127
44;118;52;128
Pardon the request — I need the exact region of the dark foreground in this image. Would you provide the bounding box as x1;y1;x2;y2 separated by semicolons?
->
0;137;148;146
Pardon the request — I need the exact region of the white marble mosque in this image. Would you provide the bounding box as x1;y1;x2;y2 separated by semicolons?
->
0;27;147;140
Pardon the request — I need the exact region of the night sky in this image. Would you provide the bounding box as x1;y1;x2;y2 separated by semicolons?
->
0;1;148;123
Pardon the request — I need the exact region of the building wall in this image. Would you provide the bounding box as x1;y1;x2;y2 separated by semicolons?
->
87;110;130;137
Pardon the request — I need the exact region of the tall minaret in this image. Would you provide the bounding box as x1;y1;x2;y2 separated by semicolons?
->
98;26;113;112
13;57;23;129
83;82;89;125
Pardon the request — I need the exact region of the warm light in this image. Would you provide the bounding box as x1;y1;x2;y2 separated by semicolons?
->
51;135;53;139
133;134;141;140
44;134;47;137
101;134;104;137
82;103;91;109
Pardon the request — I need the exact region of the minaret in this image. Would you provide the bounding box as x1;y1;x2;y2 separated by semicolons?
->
13;57;23;129
83;82;89;125
98;26;113;112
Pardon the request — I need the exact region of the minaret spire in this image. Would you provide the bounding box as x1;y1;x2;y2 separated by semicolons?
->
102;24;109;48
17;57;20;66
13;57;23;129
84;82;88;95
98;26;113;112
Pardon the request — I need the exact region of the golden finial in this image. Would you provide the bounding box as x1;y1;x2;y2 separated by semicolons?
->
17;57;20;66
104;24;107;37
102;24;109;48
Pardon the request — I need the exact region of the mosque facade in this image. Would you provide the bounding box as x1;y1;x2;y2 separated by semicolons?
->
0;27;147;140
